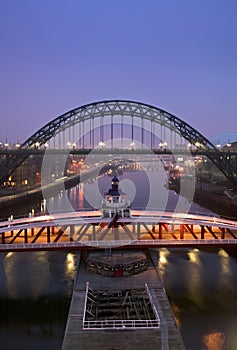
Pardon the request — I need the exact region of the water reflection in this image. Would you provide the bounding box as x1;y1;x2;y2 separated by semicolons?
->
158;248;169;277
157;247;237;350
0;251;77;350
187;248;200;265
65;253;76;279
203;332;225;350
3;252;50;299
186;248;205;310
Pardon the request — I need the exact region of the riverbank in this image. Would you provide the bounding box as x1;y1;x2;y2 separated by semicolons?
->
0;175;81;219
169;182;237;219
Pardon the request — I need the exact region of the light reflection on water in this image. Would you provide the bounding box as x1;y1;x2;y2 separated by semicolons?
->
1;171;237;349
3;251;51;299
1;248;237;349
157;247;237;350
0;251;77;350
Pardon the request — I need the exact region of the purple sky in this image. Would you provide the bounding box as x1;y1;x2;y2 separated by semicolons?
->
0;0;237;143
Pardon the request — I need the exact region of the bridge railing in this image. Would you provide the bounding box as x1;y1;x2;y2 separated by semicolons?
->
1;239;237;252
1;207;237;230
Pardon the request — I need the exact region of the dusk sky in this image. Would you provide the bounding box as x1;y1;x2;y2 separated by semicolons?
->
0;0;237;143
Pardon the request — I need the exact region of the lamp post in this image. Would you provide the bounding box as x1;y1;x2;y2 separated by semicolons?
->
98;141;105;149
130;141;135;150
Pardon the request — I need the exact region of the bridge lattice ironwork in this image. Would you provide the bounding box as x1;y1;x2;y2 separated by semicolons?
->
0;100;237;186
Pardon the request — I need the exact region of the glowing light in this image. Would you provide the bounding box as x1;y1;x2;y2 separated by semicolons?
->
66;253;75;276
188;248;200;264
218;248;230;275
218;249;229;258
98;141;105;149
203;332;225;350
6;252;14;258
159;248;169;265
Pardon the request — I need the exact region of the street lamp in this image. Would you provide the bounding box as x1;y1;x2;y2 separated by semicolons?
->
227;140;231;148
130;141;135;150
98;141;105;149
187;143;192;149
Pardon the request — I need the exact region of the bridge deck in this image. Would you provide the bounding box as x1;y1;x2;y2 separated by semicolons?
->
61;250;186;350
0;210;237;251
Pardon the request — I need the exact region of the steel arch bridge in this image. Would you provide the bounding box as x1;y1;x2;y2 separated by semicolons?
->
1;99;237;186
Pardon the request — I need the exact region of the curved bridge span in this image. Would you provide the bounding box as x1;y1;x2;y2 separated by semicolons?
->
1;99;237;187
1;210;237;252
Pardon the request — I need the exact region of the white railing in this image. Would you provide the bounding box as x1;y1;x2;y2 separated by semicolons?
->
83;318;160;330
145;283;160;322
82;282;160;330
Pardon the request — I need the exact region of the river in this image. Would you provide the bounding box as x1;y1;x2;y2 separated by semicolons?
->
0;170;237;350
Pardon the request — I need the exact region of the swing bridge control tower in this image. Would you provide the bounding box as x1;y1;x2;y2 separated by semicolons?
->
101;175;131;218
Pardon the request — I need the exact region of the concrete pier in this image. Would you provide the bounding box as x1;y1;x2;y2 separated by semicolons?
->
61;249;186;350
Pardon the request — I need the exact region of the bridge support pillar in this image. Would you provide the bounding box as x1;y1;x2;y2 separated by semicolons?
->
70;225;74;241
132;224;136;233
158;224;162;240
221;228;225;239
137;223;141;240
1;233;5;244
47;226;51;243
24;228;28;243
113;227;119;240
92;225;96;240
201;226;205;239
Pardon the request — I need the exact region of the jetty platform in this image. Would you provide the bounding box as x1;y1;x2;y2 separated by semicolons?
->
61;249;186;350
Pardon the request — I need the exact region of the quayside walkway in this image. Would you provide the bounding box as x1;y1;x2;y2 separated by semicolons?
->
61;249;185;350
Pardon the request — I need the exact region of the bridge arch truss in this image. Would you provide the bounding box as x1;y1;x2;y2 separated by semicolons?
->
23;100;214;151
1;100;237;187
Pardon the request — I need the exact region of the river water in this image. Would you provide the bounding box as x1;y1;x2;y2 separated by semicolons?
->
1;171;237;350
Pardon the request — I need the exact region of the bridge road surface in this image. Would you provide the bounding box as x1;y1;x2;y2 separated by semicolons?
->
61;250;186;350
